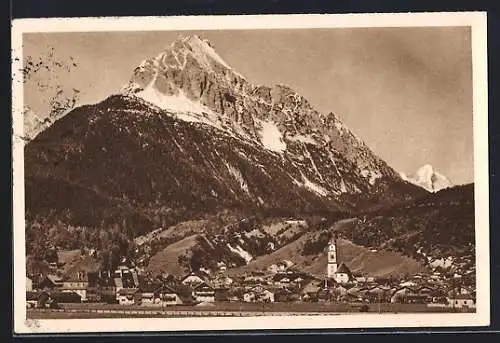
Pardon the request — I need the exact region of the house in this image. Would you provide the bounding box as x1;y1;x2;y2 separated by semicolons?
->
114;265;139;288
391;286;416;303
346;285;368;300
455;286;474;295
181;273;206;288
400;280;418;288
365;285;391;302
113;275;124;288
60;270;91;301
416;286;435;302
216;262;227;272
355;276;367;283
242;275;266;287
211;274;233;288
430;289;448;304
243;285;275;303
116;288;139;305
391;286;428;304
272;273;291;287
192;282;215;303
274;260;294;271
334;263;354;284
26;277;33;291
113;266;127;279
155;284;185;306
243;292;254;302
301;280;322;298
137;284;157;306
51;291;82;303
447;294;476;309
26;274;43;290
26;291;41;308
267;264;280;274
37;274;63;290
58;256;101;301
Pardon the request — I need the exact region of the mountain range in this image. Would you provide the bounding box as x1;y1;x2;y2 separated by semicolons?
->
23;35;473;278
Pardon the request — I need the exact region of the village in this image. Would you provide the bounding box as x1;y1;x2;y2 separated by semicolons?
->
26;237;476;313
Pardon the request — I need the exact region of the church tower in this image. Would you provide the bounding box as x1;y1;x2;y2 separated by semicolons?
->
327;236;338;278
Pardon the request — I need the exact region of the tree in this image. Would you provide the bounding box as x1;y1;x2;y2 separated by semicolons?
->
37;292;50;309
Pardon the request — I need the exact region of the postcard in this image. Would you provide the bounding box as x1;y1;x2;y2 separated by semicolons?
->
11;12;489;334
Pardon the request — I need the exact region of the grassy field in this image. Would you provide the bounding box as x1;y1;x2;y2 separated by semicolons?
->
26;301;469;319
227;236;426;278
146;234;198;275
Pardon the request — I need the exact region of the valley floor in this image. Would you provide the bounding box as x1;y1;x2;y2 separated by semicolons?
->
26;301;470;319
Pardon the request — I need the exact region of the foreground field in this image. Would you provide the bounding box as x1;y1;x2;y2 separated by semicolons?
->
27;301;468;319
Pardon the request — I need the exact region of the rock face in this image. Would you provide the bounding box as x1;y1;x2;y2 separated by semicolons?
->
123;36;402;183
24;35;427;237
401;164;453;193
122;35;424;199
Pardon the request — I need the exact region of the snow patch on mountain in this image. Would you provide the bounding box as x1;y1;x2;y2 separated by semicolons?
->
287;134;318;145
339;178;348;193
224;161;250;194
137;87;211;119
300;172;329;197
257;119;287;153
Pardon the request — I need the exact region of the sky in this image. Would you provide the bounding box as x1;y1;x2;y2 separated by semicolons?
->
23;27;473;185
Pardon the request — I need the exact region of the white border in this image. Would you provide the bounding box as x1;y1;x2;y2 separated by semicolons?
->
11;12;489;334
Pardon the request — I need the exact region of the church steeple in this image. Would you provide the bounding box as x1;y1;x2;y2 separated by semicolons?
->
327;235;338;278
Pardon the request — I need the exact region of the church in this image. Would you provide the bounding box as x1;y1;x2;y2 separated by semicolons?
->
327;236;354;284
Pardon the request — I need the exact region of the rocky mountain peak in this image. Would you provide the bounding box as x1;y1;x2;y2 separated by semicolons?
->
119;36;404;186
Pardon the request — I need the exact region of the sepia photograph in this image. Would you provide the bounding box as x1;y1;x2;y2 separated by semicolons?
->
11;12;489;333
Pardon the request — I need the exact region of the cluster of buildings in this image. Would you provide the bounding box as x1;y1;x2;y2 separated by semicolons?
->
26;238;476;311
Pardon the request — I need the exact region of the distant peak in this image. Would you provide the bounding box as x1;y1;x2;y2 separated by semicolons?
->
182;35;213;47
182;34;200;41
403;164;453;193
419;164;434;173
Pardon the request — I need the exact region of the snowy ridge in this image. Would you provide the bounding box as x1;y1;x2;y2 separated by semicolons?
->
137;87;213;120
402;164;453;193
